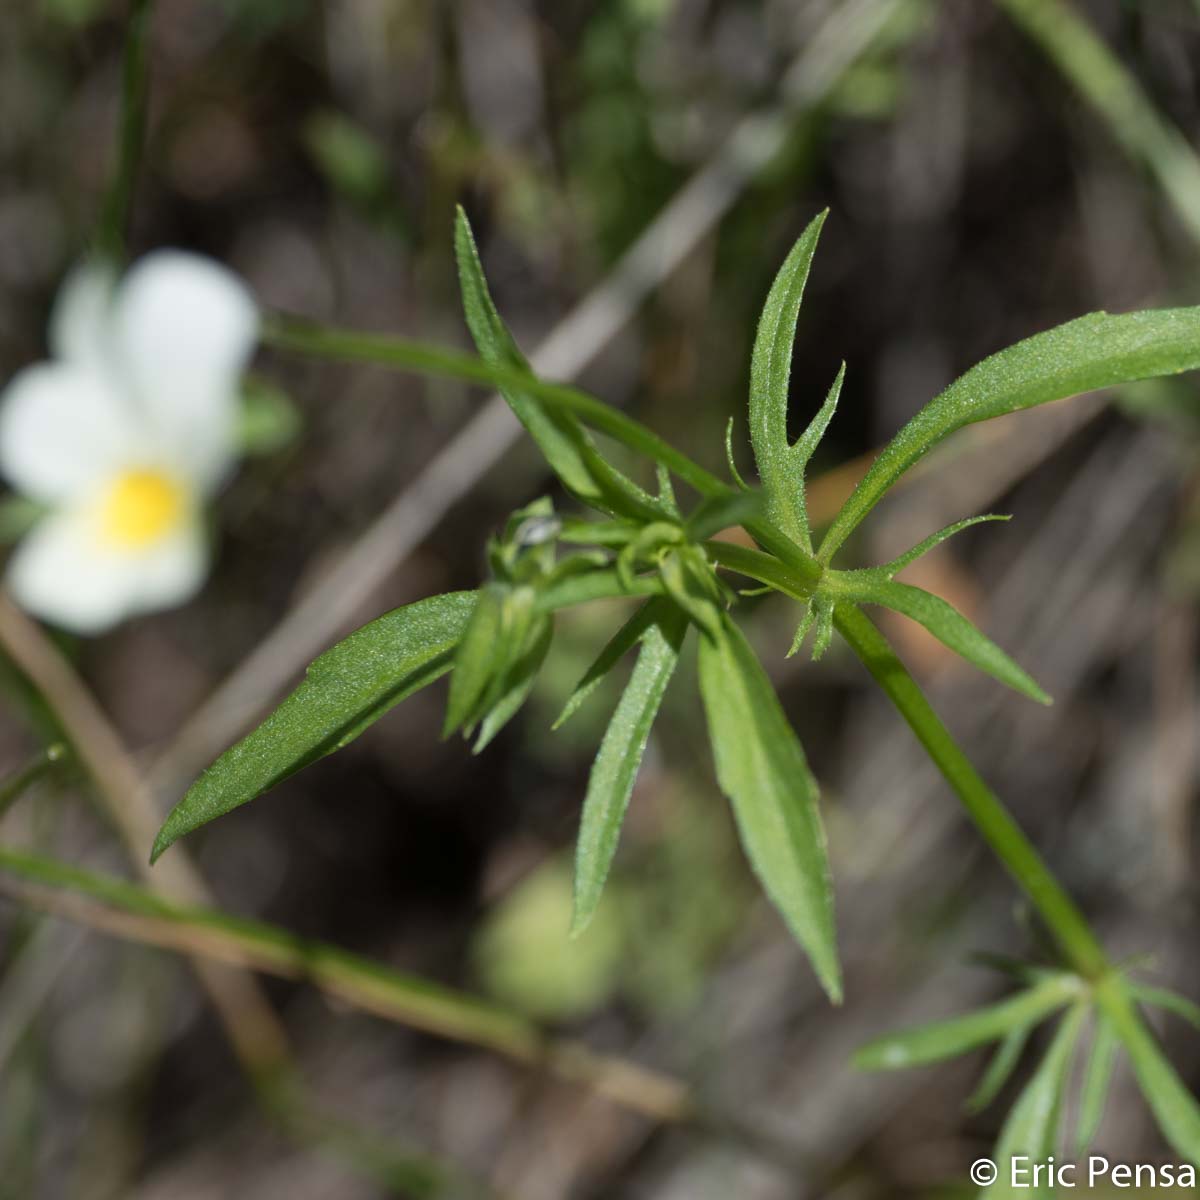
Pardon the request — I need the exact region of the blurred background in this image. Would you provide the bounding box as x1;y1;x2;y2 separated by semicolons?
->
2;0;1200;1195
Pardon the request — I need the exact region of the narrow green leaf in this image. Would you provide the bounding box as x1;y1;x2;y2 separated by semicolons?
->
443;584;513;738
787;603;816;659
724;417;750;490
810;597;835;660
684;491;762;542
791;360;845;478
554;599;664;730
0;743;68;820
153;592;476;862
473;615;553;753
1114;998;1200;1165
984;1005;1086;1198
455;208;661;522
1132;984;1200;1034
655;463;680;518
879;515;1010;578
841;578;1050;705
557;518;642;548
969;953;1064;987
658;548;724;639
967;1023;1033;1114
571;605;687;936
748;209;829;551
855;973;1080;1071
821;306;1200;561
264;312;734;503
697;610;840;1000
1077;1013;1119;1152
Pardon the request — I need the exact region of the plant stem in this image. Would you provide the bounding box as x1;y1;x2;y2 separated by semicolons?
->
98;0;153;260
0;743;67;821
0;846;693;1122
535;568;663;612
264;313;827;590
833;604;1109;981
263;314;731;500
704;539;815;602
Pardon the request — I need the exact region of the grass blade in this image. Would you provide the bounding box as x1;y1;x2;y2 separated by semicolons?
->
697;610;840;1000
855;973;1080;1071
571;605;687;936
153;591;476;862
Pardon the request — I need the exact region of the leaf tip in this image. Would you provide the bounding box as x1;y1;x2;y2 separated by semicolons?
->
568;911;592;941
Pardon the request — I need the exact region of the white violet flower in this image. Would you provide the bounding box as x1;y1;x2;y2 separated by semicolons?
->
0;252;258;633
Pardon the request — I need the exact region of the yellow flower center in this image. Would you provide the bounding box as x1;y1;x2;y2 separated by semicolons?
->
99;469;189;549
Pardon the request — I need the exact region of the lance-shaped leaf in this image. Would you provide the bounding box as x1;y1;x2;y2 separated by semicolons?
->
455;209;663;522
153;591;476;862
443;583;523;738
749;209;828;551
984;1005;1086;1198
968;1023;1033;1114
1132;983;1200;1034
554;599;664;729
473;615;553;753
572;604;687;936
1077;1013;1119;1152
821;305;1200;561
855;973;1081;1071
791;361;845;492
877;514;1010;578
839;576;1049;705
1112;994;1200;1165
697;610;840;1001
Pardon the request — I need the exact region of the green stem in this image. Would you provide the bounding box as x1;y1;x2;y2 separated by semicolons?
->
0;743;67;821
263;313;826;589
535;568;663;612
98;0;153;260
833;604;1109;981
704;539;815;602
263;314;730;500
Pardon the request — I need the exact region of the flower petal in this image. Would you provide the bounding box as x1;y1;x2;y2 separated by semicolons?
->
0;363;144;503
6;509;137;633
6;509;210;634
49;260;119;370
115;251;258;490
127;521;209;616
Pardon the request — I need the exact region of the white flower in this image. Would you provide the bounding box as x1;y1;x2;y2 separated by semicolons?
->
0;252;258;633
